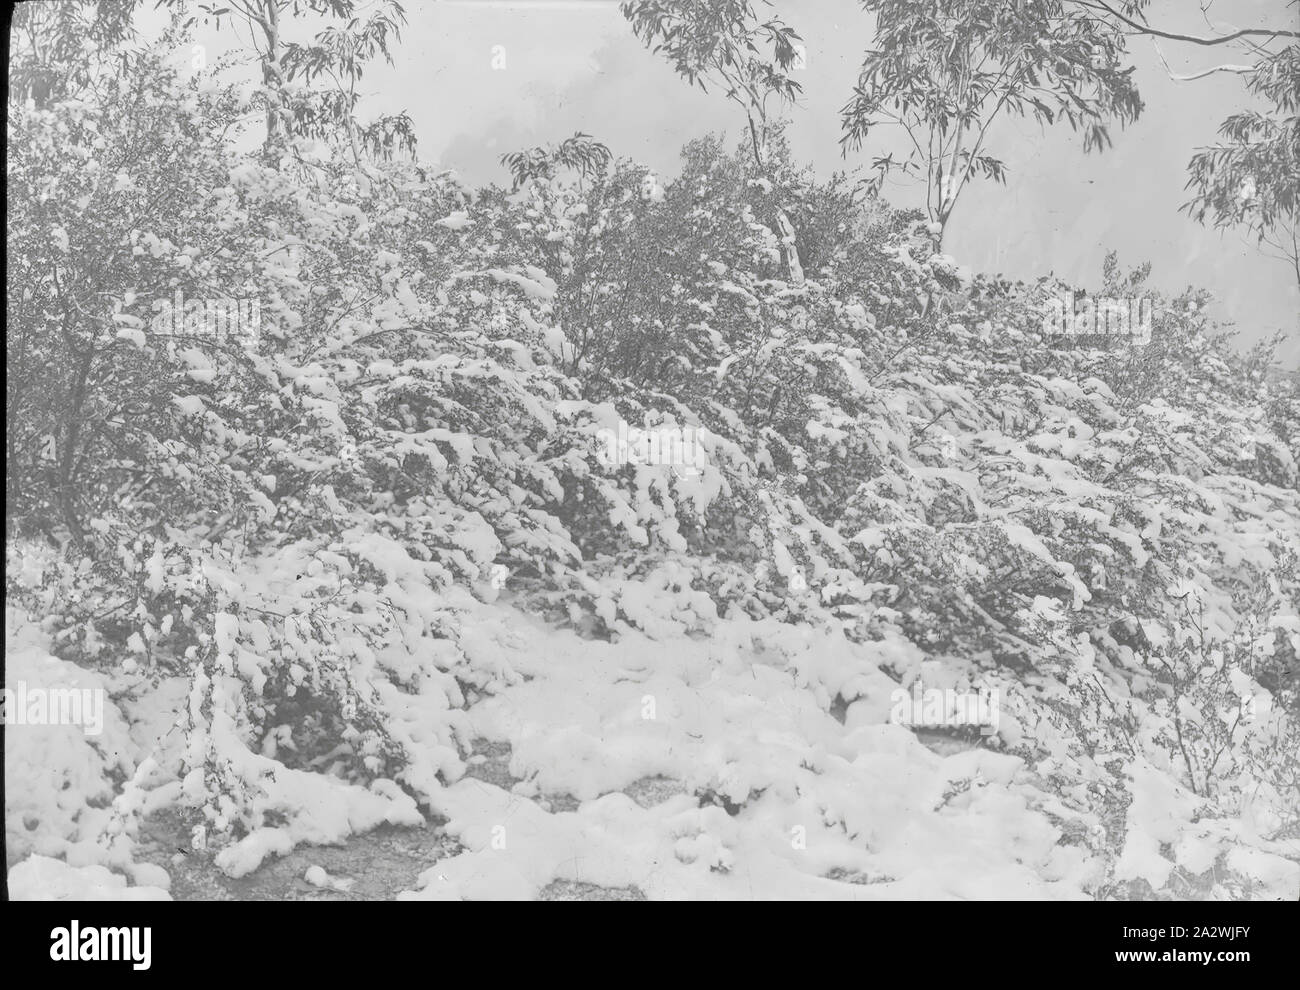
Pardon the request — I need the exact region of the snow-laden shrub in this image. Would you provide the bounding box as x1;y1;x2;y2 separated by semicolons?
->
6;36;1297;893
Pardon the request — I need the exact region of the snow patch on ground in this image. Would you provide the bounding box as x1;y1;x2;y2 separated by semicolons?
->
8;598;1296;899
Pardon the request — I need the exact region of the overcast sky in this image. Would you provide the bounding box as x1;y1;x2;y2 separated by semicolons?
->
143;0;1299;365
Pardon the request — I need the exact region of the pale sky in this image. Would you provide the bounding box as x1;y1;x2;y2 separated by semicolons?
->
141;0;1299;365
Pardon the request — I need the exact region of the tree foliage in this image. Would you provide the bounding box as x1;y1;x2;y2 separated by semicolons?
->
841;0;1144;249
499;132;614;192
161;0;417;165
622;0;807;281
1066;1;1299;285
1184;43;1300;285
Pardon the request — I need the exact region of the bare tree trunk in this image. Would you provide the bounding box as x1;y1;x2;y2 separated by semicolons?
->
260;0;284;163
743;110;804;285
776;211;804;285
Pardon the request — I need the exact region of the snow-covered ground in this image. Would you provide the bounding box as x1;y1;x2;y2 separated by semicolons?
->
9;598;1297;900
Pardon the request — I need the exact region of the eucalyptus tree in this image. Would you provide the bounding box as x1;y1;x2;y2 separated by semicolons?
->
840;0;1144;251
621;0;807;282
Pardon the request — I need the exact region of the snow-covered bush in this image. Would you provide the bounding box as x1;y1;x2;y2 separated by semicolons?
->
6;26;1297;897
